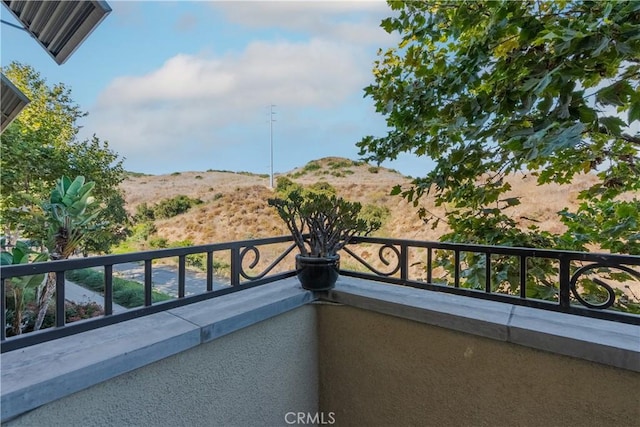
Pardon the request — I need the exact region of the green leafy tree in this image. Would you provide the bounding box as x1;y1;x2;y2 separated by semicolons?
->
359;0;639;253
0;62;128;252
358;1;639;310
35;176;100;330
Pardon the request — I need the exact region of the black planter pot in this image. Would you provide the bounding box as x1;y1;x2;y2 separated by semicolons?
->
295;254;340;291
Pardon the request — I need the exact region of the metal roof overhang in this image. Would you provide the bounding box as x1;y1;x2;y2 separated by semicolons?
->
2;0;112;65
0;73;30;132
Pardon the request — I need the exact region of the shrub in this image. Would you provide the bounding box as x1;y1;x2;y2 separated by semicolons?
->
368;166;380;174
134;202;155;222
307;181;336;195
132;221;156;240
154;195;202;219
328;159;355;169
303;161;321;172
186;253;206;270
360;205;391;227
149;237;169;248
275;176;303;196
4;299;104;337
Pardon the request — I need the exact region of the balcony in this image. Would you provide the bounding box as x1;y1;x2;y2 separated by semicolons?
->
2;237;639;426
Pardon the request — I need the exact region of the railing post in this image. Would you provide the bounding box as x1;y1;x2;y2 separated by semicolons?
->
520;255;527;299
55;272;65;328
485;253;491;293
427;248;433;284
400;243;408;281
144;260;152;306
1;278;6;341
206;252;214;292
559;256;571;309
231;247;240;287
104;265;113;315
454;250;460;288
178;255;186;298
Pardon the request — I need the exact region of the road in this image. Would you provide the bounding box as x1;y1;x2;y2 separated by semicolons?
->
65;262;229;314
109;262;230;297
65;280;128;313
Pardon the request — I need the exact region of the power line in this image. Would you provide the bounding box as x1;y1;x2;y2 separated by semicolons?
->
269;104;276;188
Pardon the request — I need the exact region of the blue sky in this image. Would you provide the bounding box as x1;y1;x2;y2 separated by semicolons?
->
1;0;434;177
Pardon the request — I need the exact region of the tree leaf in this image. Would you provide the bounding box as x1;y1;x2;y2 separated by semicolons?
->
599;116;627;136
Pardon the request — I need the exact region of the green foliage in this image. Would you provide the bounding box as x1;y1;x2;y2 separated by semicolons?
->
290;160;323;178
131;221;157;241
82;189;129;254
136;195;202;221
360;0;639;251
32;175;103;331
368;166;380;174
126;171;150;178
307;181;337;196
149;237;169;248
4;299;104;337
275;176;303;196
134;203;156;222
359;204;391;227
327;159;357;170
268;189;381;257
1;62;128;253
42;176;99;260
154;195;202;219
359;1;640;310
334;169;354;177
0;241;48;335
304;161;322;172
559;199;640;254
65;269;173;308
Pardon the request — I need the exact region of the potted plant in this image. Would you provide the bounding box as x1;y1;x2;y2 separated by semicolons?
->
268;188;381;291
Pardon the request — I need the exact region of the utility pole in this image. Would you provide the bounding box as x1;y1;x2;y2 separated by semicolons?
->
269;104;276;188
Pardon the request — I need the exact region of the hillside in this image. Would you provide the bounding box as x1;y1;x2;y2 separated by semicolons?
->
120;156;601;246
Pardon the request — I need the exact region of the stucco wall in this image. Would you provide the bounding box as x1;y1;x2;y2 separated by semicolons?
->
318;304;640;427
6;306;317;427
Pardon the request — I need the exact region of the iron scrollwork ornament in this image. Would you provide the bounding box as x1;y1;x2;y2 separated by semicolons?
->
569;263;640;309
342;244;401;276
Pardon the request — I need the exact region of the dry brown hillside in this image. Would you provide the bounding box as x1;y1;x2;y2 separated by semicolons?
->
120;156;601;246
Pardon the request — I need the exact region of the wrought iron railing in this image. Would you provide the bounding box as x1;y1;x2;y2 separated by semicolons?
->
2;236;639;352
343;237;640;325
1;236;299;352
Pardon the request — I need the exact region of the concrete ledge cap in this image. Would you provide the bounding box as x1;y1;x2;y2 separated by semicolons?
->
327;277;640;372
168;277;315;342
509;305;640;371
0;279;312;422
327;278;512;341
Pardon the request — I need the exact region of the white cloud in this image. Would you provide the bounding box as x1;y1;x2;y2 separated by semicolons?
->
82;1;400;173
98;54;236;106
89;36;381;168
209;0;392;45
97;37;369;110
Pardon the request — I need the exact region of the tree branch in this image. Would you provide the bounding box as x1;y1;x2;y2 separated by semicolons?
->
621;133;640;146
